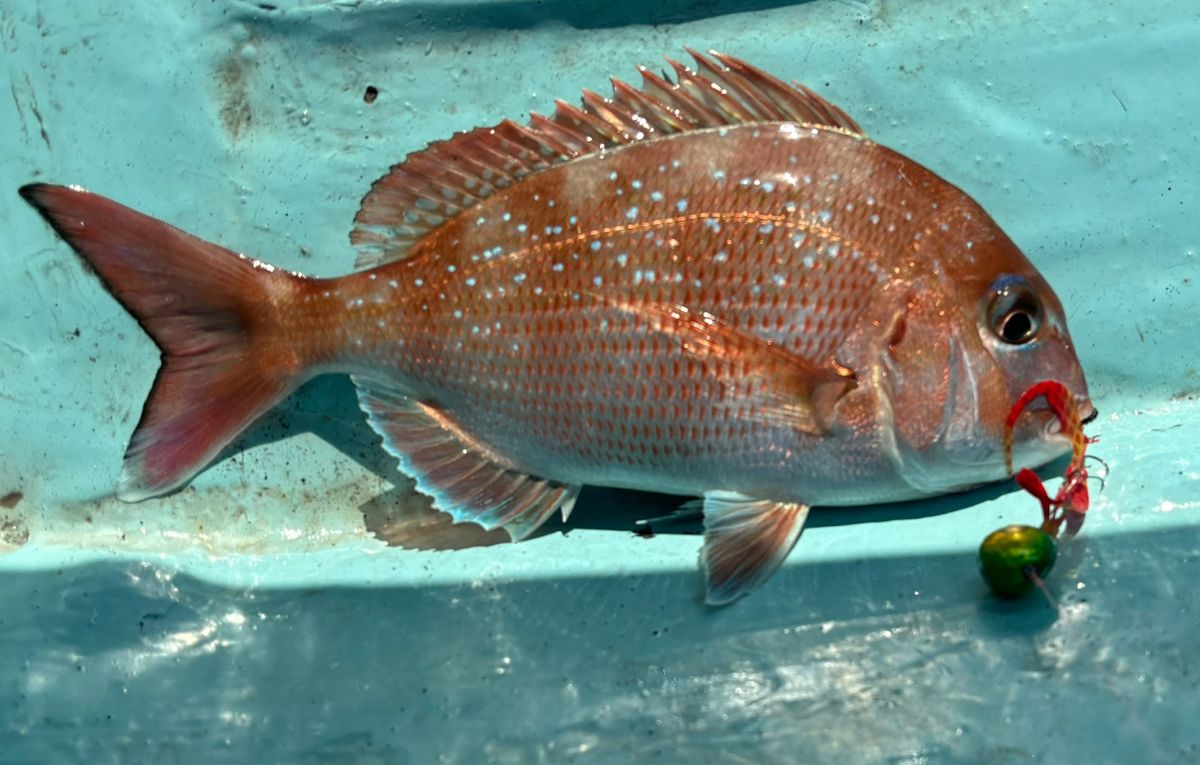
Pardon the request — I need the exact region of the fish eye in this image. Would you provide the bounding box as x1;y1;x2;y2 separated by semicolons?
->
986;281;1043;345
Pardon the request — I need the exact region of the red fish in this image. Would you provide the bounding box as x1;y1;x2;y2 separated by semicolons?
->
21;51;1093;603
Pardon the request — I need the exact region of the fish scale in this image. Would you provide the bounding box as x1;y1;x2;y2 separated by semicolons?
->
21;50;1092;603
303;126;897;497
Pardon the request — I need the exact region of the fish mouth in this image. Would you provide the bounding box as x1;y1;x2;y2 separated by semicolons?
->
1080;400;1099;425
1043;397;1098;434
1018;393;1097;437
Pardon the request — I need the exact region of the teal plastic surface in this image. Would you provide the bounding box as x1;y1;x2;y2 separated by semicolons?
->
2;0;1198;761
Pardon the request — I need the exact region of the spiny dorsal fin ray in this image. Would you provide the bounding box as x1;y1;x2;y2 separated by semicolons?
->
350;50;866;269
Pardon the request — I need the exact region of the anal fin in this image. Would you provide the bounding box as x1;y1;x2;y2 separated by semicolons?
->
698;492;811;605
354;376;579;542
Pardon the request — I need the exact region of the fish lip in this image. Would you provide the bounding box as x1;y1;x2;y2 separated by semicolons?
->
1079;400;1099;425
1020;394;1097;434
1036;399;1096;437
1039;409;1065;437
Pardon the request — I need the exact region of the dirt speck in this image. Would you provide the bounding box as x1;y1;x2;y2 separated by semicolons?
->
0;517;29;546
0;491;22;509
216;47;256;140
363;85;379;105
1172;387;1199;401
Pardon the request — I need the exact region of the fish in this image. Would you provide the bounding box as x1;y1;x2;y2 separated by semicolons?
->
20;50;1094;604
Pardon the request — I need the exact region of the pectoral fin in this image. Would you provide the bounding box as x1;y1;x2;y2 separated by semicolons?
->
698;492;811;605
598;299;857;435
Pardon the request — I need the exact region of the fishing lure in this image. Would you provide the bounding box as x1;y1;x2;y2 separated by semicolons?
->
1004;380;1098;537
980;380;1099;599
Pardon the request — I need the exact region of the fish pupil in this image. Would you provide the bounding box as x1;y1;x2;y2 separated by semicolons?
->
1001;311;1035;343
987;281;1043;345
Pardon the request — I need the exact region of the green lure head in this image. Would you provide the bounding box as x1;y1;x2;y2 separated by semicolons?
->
978;524;1057;599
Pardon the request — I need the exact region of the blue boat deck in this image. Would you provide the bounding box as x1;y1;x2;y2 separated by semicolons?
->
1;0;1197;761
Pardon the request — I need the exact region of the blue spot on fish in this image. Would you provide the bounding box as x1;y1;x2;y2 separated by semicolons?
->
626;206;639;221
650;191;664;202
676;199;688;213
590;240;602;251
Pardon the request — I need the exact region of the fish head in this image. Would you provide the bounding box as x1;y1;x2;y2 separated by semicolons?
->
884;204;1093;495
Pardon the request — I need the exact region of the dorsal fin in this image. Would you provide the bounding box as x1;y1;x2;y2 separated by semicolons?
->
349;50;866;269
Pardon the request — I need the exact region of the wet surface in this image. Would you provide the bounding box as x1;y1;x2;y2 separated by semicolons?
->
2;527;1198;764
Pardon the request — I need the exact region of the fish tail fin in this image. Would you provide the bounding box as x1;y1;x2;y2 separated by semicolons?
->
20;183;310;501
